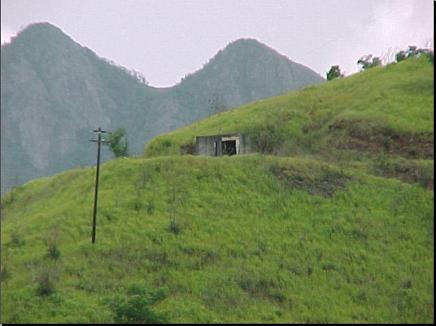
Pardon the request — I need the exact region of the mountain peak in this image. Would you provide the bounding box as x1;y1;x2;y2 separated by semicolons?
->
221;38;278;56
15;22;66;39
4;22;74;51
178;36;324;94
22;21;60;31
227;38;265;46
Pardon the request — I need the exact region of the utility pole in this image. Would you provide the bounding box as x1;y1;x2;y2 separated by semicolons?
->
89;127;110;244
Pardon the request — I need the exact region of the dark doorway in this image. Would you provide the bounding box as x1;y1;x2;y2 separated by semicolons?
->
222;140;237;155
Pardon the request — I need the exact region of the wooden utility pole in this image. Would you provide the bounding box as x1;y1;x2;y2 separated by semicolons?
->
89;127;110;244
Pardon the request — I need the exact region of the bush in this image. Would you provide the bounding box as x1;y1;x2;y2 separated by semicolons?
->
421;50;434;64
0;265;10;282
326;65;344;81
180;142;196;155
146;201;155;215
395;47;434;64
162;139;172;148
357;54;381;70
108;128;129;158
251;125;284;154
396;51;407;63
110;284;168;324
8;232;25;248
169;219;181;235
45;227;61;260
133;197;142;212
36;267;58;296
47;243;61;260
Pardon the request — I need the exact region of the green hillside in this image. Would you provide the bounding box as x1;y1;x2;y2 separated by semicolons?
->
145;57;434;188
1;57;434;323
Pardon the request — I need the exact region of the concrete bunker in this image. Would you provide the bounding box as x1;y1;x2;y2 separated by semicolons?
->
196;133;251;156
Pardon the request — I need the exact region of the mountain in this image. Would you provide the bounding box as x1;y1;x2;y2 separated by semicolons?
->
1;22;324;194
173;39;324;118
1;57;433;323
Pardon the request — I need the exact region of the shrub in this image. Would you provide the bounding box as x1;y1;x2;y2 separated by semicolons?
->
162;139;172;148
146;201;155;215
395;46;433;64
108;128;129;158
110;284;168;324
36;267;58;296
421;50;434;64
357;54;381;70
180;142;196;155
8;232;25;248
133;197;142;212
396;51;407;63
0;265;10;282
47;243;61;260
250;125;284;154
45;227;61;260
167;184;185;235
326;65;344;80
169;219;181;235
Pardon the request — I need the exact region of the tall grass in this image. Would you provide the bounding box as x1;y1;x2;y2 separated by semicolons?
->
1;155;433;323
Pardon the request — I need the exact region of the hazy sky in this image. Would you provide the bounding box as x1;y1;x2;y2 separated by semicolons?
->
1;0;434;87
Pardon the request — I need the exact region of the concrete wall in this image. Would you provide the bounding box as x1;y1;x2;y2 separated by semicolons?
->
196;135;221;156
239;134;251;154
196;133;251;156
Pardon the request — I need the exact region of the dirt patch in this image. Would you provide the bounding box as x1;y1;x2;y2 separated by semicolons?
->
271;165;352;197
329;120;434;159
372;159;434;190
180;142;196;155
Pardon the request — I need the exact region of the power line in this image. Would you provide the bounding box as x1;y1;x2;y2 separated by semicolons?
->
89;127;111;244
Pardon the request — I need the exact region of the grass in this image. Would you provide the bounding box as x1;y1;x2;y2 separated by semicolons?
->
144;57;433;186
1;155;434;323
1;56;434;323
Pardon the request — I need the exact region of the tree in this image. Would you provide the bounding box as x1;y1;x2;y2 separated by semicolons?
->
395;46;434;64
371;56;381;67
357;54;381;70
129;69;149;85
395;50;407;62
414;47;434;63
406;45;418;58
326;65;344;81
108;128;129;158
421;49;434;64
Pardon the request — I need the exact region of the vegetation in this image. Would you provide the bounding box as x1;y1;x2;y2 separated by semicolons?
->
1;155;433;323
326;65;343;80
357;54;381;70
396;45;434;64
109;283;168;323
0;54;433;323
144;57;433;187
108;128;129;158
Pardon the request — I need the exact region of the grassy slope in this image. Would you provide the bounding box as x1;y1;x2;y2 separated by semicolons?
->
145;57;434;153
144;57;433;187
1;156;433;323
1;57;434;323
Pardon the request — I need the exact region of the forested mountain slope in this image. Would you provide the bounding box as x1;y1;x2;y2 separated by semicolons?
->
1;22;324;194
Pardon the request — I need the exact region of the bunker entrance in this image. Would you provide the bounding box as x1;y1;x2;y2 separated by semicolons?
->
196;133;250;156
222;140;237;156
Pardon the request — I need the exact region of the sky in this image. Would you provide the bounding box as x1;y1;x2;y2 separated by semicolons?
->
1;0;434;87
